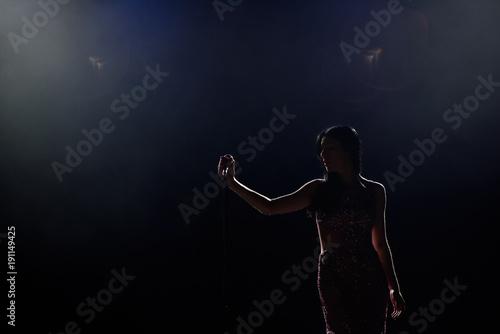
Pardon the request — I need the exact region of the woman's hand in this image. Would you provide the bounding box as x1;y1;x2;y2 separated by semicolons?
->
218;154;236;183
390;289;406;320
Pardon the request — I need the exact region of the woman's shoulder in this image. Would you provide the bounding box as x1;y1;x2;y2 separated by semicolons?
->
305;178;325;190
360;177;386;195
311;178;326;184
298;178;325;197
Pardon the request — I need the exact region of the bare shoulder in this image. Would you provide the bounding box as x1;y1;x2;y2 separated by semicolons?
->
360;177;386;197
308;178;325;185
291;178;323;198
302;178;324;192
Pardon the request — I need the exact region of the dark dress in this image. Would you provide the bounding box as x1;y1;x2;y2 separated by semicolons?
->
316;185;389;334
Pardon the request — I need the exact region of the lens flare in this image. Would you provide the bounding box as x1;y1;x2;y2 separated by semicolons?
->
68;6;130;100
363;47;382;69
341;8;428;91
89;56;105;72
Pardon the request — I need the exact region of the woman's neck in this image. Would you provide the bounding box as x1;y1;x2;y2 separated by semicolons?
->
339;170;360;186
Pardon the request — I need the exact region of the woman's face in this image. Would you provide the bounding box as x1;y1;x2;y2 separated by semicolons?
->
320;136;350;173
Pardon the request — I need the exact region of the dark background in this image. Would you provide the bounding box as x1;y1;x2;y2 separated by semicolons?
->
1;0;499;333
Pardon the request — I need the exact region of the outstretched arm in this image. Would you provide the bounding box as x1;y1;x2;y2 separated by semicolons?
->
218;154;321;215
371;182;406;319
228;177;321;215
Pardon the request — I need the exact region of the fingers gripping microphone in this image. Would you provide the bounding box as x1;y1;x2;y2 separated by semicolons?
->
221;158;232;183
222;164;229;179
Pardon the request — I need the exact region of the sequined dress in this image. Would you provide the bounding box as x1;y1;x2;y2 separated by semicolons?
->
316;185;389;334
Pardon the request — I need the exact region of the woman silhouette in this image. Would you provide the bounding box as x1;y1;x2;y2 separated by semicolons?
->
218;125;405;334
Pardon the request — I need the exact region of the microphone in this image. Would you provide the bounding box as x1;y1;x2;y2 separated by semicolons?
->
221;163;230;182
220;154;233;182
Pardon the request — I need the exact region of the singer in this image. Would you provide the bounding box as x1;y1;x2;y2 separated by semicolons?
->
217;125;405;334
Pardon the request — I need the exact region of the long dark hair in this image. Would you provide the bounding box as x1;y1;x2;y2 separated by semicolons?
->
309;125;362;217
